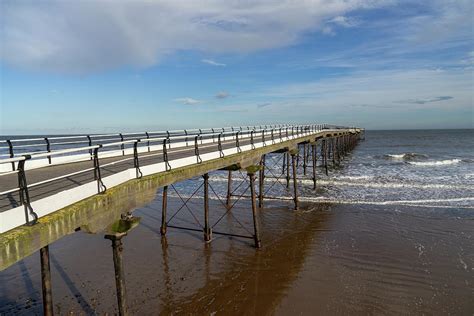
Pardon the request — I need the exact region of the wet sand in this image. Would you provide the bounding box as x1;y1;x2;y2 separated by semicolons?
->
0;189;472;315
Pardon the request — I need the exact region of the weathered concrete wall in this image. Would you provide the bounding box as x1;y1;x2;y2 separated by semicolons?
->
0;129;360;270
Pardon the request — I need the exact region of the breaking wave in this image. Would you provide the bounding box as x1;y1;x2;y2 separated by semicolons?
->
407;159;461;166
383;153;428;160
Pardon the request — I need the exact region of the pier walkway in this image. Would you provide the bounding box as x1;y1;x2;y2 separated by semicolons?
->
0;123;362;315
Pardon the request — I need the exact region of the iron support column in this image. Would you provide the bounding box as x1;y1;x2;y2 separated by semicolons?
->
291;153;299;210
258;155;265;208
312;144;317;190
40;245;53;316
248;172;262;248
303;144;307;175
105;235;128;316
160;186;168;236
226;170;232;209
203;173;212;242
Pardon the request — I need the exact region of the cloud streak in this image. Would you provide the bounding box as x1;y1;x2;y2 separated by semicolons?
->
0;0;392;73
174;98;201;105
398;96;454;105
215;91;229;99
202;59;226;67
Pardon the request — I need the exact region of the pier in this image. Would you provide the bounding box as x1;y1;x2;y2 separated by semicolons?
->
0;123;363;315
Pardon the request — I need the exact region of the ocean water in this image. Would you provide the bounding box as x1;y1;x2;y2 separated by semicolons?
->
0;129;472;314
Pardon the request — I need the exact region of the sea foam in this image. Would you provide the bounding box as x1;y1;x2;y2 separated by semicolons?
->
407;159;461;166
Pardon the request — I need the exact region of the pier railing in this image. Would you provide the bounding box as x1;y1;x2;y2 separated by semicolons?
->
0;123;360;233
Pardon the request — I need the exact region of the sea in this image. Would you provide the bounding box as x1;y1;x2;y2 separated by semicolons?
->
0;129;473;314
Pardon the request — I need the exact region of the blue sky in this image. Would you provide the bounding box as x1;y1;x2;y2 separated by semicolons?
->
0;0;472;134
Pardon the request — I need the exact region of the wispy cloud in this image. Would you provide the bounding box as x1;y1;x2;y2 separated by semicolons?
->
174;97;202;105
0;0;393;73
257;103;271;108
398;96;454;105
329;16;360;28
202;59;226;67
215;91;229;99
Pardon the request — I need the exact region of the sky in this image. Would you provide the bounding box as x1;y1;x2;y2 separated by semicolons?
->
0;0;473;134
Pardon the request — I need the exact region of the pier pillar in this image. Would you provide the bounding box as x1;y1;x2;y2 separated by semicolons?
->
332;138;336;166
104;215;140;316
324;140;329;176
258;155;265;208
286;151;290;188
248;172;262;248
105;234;127;316
291;151;299;210
312;144;317;190
40;245;53;316
203;173;212;242
160;186;168;236
282;152;286;175
226;170;232;209
303;144;307;175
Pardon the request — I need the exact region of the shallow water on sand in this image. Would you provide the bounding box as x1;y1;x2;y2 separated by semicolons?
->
0;130;473;315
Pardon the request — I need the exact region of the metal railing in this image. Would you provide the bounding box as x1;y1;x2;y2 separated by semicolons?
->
0;123;357;228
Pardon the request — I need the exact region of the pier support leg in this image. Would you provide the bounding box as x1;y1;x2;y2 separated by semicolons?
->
312;144;317;190
248;172;262;248
286;151;290;188
282;152;286;175
303;144;307;175
203;173;212;242
291;152;299;210
226;170;232;209
105;234;128;316
332;139;336;166
324;141;329;176
160;186;168;236
258;155;265;208
40;245;53;316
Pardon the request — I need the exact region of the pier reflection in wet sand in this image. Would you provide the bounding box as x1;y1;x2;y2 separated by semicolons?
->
0;185;472;314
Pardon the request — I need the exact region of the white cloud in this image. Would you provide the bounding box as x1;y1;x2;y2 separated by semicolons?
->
202;59;226;67
174;97;202;105
215;91;229;99
329;16;359;28
0;0;391;73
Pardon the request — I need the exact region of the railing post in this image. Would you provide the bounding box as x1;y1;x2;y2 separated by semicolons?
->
119;133;125;156
17;155;38;226
6;139;14;170
236;131;241;153
44;137;52;164
87;135;93;160
133;140;142;179
163;139;171;171
145;132;151;152
93;146;106;193
166;131;171;148
250;131;255;149
217;133;224;157
195;136;202;163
